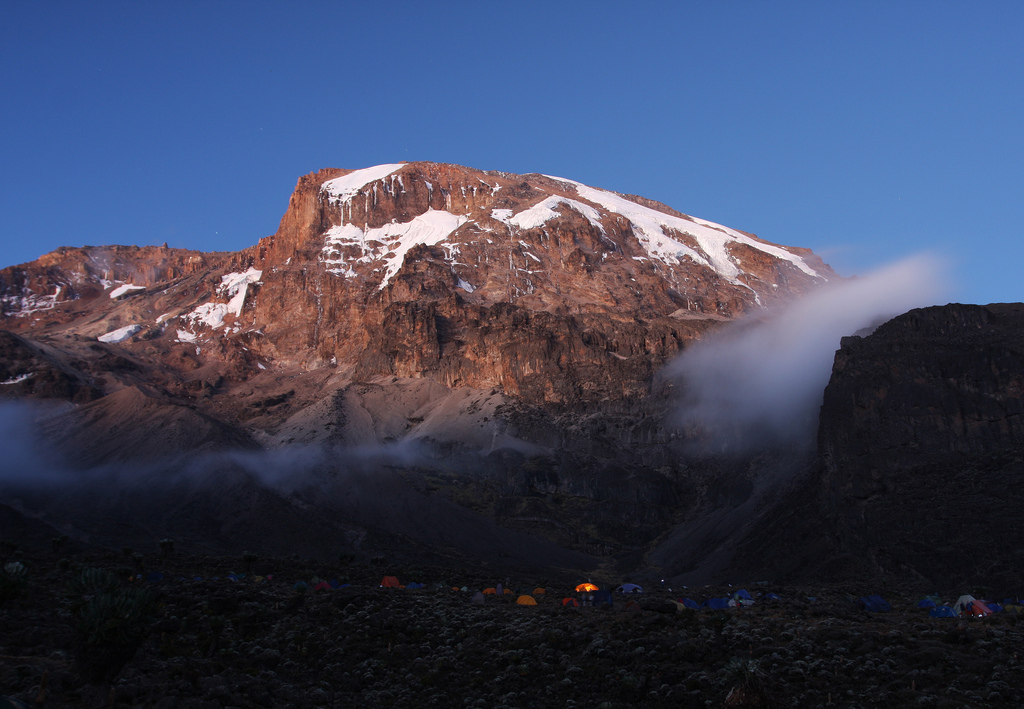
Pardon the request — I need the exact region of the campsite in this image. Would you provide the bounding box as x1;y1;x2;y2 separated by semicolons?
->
2;548;1024;708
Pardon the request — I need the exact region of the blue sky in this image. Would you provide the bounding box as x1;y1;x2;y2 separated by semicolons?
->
2;1;1021;305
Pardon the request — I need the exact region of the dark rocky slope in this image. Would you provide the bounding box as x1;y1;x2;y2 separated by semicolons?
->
724;303;1024;590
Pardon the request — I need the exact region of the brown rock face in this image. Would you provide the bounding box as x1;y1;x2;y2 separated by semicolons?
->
239;162;836;400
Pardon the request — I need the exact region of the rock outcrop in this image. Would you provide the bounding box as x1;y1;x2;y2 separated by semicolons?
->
721;303;1024;590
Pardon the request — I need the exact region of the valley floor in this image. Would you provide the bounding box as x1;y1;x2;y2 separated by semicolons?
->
2;549;1022;708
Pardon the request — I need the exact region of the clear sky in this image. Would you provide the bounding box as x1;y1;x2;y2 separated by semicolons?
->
2;1;1021;305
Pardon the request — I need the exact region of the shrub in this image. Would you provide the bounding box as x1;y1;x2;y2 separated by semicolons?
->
0;560;27;606
70;567;155;682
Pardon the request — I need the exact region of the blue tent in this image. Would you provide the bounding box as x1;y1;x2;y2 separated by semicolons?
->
679;597;700;609
763;592;782;600
406;582;425;590
930;606;957;618
733;589;753;600
917;598;937;609
592;590;613;607
858;595;891;612
616;583;644;594
702;598;730;610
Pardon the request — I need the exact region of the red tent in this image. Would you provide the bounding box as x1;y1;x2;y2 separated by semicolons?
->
380;576;400;588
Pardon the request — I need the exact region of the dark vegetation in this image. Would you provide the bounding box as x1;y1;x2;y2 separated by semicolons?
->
2;544;1023;708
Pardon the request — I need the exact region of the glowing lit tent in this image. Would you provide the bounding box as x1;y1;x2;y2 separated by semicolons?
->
516;595;538;606
575;583;599;593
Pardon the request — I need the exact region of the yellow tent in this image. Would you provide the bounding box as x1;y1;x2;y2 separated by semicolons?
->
516;595;538;606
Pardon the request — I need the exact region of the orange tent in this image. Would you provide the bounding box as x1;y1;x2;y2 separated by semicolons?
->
380;576;400;588
562;597;580;607
533;587;546;595
516;595;538;606
504;589;513;595
575;583;599;592
483;587;497;594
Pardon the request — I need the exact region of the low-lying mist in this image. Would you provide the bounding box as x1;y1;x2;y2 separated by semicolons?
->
666;255;948;453
0;400;427;494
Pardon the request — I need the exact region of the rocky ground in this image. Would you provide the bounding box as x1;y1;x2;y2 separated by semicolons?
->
2;546;1023;708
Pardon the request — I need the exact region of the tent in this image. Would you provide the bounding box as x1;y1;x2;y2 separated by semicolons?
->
730;589;754;607
930;606;957;618
516;595;537;606
679;597;700;609
953;595;992;617
562;597;580;608
405;582;425;590
482;587;497;594
702;598;729;610
858;595;891;612
380;576;401;588
576;583;599;592
616;583;643;594
592;590;613;607
533;587;546;595
764;593;782;600
471;591;485;604
917;599;937;609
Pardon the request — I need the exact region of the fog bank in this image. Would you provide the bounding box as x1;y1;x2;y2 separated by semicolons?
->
666;256;948;452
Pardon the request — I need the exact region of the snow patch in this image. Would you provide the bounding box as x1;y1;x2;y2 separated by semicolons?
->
456;278;476;293
1;287;60;317
1;373;35;385
321;209;469;288
98;324;142;344
508;196;605;232
176;329;198;343
545;175;824;283
321;164;405;204
185;303;231;330
218;268;262;316
109;284;145;299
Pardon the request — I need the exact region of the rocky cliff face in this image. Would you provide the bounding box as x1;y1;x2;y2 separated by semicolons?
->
817;303;1024;587
720;303;1024;590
